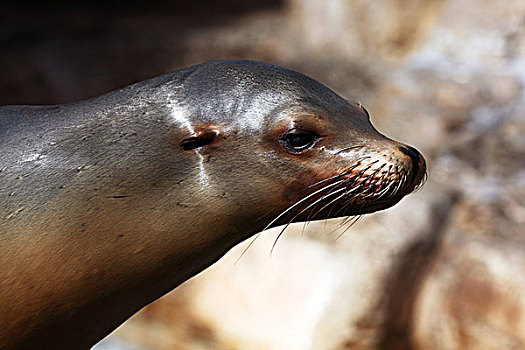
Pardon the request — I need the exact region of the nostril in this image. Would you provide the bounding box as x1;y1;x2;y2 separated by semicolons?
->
398;145;421;178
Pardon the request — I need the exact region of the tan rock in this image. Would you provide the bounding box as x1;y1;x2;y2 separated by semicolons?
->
412;236;525;350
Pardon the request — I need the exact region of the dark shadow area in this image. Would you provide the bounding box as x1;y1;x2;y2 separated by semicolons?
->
0;0;283;105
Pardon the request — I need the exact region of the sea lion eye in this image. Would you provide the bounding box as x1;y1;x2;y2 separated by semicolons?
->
279;128;321;154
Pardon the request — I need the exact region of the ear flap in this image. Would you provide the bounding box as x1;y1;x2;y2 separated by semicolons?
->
179;129;219;150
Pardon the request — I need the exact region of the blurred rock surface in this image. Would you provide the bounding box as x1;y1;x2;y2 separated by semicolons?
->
413;234;525;350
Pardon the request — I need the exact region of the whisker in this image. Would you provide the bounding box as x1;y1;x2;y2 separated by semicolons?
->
301;220;311;236
234;232;263;265
413;170;428;192
262;180;344;232
376;167;396;199
270;186;349;255
337;206;359;227
338;217;353;229
363;163;384;187
395;173;407;196
390;168;405;197
304;158;369;223
308;173;345;188
311;173;361;222
312;191;350;223
375;181;394;200
236;179;345;263
334;146;366;155
362;164;388;198
329;211;358;235
333;195;359;218
334;215;363;241
319;161;377;215
308;171;359;231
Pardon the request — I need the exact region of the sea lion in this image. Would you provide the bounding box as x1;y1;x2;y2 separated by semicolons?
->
0;60;426;349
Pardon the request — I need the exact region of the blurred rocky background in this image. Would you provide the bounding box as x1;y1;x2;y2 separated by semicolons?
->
2;0;524;349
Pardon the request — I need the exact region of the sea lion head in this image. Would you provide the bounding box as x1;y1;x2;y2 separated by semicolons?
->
171;60;426;228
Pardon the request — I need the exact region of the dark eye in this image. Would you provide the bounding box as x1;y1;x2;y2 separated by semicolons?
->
279;128;321;154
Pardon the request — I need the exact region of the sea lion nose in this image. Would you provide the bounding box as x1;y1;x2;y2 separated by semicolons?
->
398;145;423;180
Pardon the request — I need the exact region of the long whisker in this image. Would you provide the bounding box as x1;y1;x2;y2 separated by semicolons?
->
300;219;311;236
333;215;363;241
333;196;358;218
314;173;360;223
327;178;361;217
263;180;344;232
317;172;368;222
313;191;350;223
305;173;353;233
235;180;343;264
312;161;379;221
330;214;358;235
413;169;428;192
306;158;369;226
337;205;360;227
270;186;349;255
308;173;345;188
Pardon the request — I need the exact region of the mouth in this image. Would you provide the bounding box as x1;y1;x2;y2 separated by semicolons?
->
336;162;427;217
286;160;427;224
